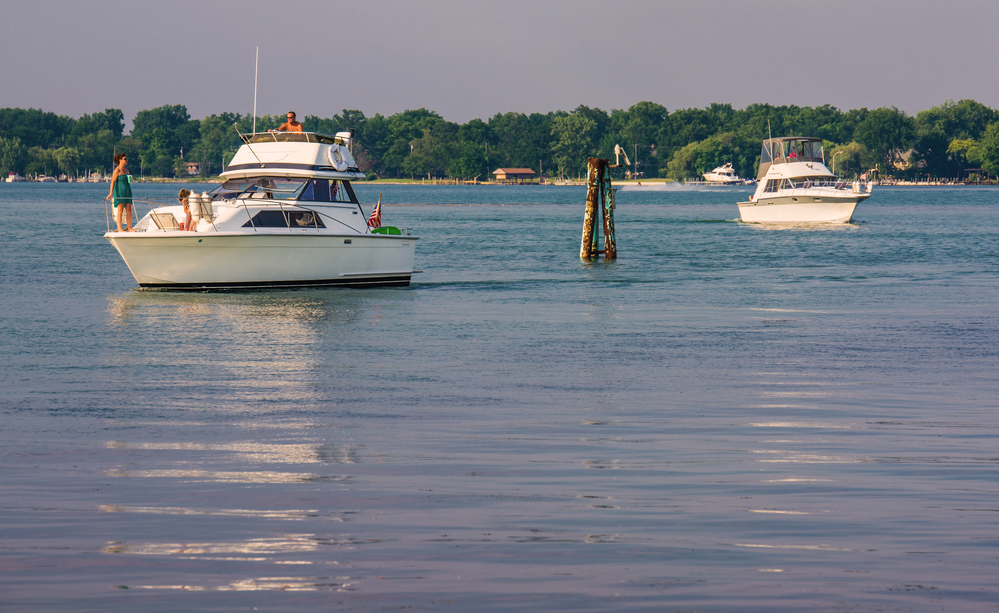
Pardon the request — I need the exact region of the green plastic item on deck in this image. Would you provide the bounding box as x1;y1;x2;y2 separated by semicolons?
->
370;226;402;235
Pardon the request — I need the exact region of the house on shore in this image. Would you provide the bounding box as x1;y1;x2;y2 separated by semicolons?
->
492;168;536;184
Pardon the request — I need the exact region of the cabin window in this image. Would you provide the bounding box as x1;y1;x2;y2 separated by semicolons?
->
300;179;332;202
333;180;359;204
763;180;779;193
210;177;306;200
246;178;306;200
297;179;358;204
241;210;326;228
211;178;255;199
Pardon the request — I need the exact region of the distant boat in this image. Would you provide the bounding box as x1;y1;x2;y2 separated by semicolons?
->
702;163;745;185
6;172;25;183
36;175;57;183
737;136;872;223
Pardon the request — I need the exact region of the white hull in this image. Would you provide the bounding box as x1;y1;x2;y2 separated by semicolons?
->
737;195;865;223
106;232;416;289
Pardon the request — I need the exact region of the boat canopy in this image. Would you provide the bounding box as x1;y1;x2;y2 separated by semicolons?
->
757;137;824;179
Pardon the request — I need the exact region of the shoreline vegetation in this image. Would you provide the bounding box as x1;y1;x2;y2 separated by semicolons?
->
7;176;994;187
136;177;999;187
4;100;999;185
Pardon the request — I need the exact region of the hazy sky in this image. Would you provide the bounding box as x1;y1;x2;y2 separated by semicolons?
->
3;0;997;130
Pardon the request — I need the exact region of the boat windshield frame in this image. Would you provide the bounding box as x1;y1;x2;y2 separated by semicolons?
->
210;177;308;200
240;132;344;145
208;177;361;205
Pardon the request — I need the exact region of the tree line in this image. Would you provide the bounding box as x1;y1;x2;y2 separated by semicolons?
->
3;99;999;181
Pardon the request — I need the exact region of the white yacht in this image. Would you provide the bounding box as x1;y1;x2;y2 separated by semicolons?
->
702;163;744;185
737;136;872;223
104;131;418;289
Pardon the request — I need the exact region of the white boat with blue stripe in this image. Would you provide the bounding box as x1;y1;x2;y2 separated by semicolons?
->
104;131;418;289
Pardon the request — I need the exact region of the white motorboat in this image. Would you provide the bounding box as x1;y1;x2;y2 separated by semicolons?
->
104;131;418;289
6;172;26;183
737;136;872;223
702;163;744;185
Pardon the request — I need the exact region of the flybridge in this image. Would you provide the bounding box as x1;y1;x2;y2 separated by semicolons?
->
222;131;364;180
756;137;824;180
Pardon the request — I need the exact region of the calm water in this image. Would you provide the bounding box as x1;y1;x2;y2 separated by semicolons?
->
1;182;997;612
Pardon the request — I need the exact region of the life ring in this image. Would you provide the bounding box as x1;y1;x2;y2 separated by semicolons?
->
328;144;349;172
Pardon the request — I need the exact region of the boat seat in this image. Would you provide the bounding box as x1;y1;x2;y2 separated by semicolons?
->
150;212;181;230
834;181;846;189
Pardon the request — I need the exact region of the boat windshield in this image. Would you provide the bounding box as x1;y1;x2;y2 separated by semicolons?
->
209;177;307;200
242;132;340;145
757;137;824;179
761;138;823;164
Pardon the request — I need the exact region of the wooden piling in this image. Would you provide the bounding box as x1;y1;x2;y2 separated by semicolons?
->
580;158;601;259
602;168;617;259
580;158;617;260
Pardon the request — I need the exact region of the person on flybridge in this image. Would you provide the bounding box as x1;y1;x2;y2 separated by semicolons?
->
270;111;303;133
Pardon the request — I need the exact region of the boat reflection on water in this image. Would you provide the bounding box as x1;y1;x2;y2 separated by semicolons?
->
104;288;381;329
100;289;414;419
97;290;378;585
100;533;357;592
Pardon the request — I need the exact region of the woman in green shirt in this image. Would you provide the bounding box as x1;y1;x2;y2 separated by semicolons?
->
105;153;133;232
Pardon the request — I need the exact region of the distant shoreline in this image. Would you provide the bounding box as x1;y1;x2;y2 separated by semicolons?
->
8;177;996;187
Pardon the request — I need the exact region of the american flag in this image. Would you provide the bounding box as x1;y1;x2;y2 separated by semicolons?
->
367;194;382;228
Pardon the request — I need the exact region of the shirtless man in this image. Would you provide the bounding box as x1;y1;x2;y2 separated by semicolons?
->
273;111;303;133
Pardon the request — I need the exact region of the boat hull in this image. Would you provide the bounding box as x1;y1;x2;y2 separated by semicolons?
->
737;195;867;223
105;232;417;289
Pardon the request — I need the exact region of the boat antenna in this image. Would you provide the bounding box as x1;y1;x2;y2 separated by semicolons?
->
233;123;265;167
768;120;774;161
252;47;259;134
